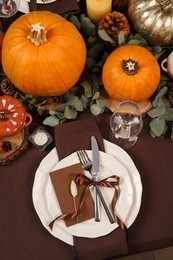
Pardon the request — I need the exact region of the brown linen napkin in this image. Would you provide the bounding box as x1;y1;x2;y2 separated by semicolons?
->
37;0;80;16
49;163;94;227
54;117;128;259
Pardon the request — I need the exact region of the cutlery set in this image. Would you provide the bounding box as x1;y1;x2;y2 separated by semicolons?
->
77;136;115;224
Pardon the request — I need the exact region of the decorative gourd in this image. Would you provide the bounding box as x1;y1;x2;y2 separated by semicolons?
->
102;45;160;102
1;11;87;97
112;0;129;12
128;0;173;46
0;95;32;137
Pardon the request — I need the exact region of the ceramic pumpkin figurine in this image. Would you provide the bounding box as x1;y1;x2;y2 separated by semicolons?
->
1;11;87;97
102;45;160;102
0;95;32;137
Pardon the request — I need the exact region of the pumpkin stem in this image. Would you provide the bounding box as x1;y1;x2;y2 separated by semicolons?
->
122;59;139;75
27;22;48;47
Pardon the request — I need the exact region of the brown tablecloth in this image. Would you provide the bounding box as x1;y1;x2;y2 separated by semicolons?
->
0;111;173;260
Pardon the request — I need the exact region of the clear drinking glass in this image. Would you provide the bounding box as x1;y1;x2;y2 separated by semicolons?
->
109;101;143;149
0;0;20;18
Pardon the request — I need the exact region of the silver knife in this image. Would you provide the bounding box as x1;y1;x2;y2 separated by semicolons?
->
91;136;115;224
91;136;100;222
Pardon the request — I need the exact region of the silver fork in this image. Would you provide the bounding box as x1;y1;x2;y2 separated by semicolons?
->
77;150;115;224
77;150;100;222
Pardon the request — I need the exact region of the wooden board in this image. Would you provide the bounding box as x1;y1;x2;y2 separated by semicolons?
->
0;128;29;165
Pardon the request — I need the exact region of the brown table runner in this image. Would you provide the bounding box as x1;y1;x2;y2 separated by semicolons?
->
54;116;128;259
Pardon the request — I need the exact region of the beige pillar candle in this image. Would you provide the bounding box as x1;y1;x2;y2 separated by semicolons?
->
86;0;112;24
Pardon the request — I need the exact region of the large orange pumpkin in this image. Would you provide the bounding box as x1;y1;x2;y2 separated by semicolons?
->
2;11;87;97
0;29;4;64
102;45;160;102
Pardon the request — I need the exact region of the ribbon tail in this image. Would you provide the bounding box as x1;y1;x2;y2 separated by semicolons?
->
111;187;127;231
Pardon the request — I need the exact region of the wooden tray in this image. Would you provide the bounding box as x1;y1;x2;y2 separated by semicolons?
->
0;128;29;165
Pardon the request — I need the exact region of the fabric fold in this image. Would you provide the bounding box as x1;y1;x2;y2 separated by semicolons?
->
54;116;128;259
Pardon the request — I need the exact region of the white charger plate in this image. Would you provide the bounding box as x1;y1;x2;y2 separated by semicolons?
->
32;139;142;245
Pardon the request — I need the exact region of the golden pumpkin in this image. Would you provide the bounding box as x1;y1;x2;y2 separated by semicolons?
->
128;0;173;46
102;45;160;102
2;11;87;96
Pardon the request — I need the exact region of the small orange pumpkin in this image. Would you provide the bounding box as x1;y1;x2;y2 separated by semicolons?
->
2;11;87;97
0;95;32;137
102;45;160;102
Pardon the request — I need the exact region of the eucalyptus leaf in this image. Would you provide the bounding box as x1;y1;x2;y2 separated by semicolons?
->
49;110;65;119
69;15;81;31
80;16;96;36
87;36;97;47
160;108;173;121
63;92;75;106
49;110;60;116
86;57;97;70
81;94;90;109
150;129;156;138
43;115;60;127
151;46;162;55
98;29;116;44
64;105;77;119
160;97;171;107
96;98;106;108
92;91;100;100
133;34;149;48
147;106;166;118
90;103;103;115
127;39;142;45
134;34;147;41
149;118;166;137
80;80;93;97
74;96;83;111
152;86;168;107
57;104;66;113
118;31;126;46
88;42;105;60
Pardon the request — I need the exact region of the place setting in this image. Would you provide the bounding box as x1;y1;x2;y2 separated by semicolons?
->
32;116;142;257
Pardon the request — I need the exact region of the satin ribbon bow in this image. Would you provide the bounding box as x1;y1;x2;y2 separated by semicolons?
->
49;173;126;231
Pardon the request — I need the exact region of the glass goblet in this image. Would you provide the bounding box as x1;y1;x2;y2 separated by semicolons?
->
109;100;143;149
0;0;20;18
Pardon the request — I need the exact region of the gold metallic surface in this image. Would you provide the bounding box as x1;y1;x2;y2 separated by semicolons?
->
128;0;173;46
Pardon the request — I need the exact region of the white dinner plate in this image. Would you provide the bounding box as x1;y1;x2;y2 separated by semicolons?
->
32;139;142;245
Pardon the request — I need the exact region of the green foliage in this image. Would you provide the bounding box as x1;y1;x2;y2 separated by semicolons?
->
2;13;172;134
147;86;173;137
